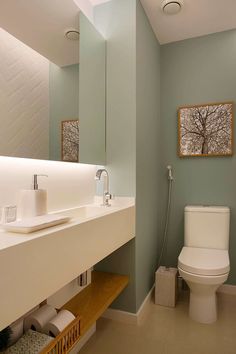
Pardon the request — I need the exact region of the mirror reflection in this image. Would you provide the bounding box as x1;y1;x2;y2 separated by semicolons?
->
0;0;106;164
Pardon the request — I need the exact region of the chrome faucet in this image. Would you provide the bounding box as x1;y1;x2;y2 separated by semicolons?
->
95;169;112;207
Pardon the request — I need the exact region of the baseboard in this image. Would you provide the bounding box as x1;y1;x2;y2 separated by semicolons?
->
136;285;154;325
217;284;236;295
102;308;137;325
102;285;154;325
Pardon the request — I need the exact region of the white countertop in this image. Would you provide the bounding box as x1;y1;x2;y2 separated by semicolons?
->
0;197;135;251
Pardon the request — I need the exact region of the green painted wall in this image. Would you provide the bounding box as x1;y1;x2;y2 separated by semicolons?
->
94;0;137;312
135;0;161;309
94;0;162;312
94;0;136;197
49;63;79;161
160;30;236;284
79;12;106;165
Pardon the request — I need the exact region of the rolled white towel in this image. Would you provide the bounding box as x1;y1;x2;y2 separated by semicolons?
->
43;310;75;337
24;305;57;333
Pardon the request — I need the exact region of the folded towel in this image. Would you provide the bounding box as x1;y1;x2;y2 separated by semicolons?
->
2;214;70;233
2;329;53;354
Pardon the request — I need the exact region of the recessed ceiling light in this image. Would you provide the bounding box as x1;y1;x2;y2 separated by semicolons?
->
161;0;183;15
65;29;80;41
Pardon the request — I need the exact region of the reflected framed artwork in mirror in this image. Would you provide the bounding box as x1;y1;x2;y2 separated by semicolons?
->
61;120;79;162
178;102;233;157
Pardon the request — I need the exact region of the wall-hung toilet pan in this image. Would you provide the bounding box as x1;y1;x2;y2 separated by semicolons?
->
178;246;229;324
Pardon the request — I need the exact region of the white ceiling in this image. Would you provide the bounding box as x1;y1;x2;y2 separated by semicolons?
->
0;0;80;67
73;0;111;23
1;0;236;67
140;0;236;44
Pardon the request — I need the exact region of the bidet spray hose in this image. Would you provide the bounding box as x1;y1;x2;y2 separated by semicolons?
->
157;165;174;268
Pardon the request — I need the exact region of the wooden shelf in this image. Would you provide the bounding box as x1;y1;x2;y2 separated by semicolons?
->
61;271;129;336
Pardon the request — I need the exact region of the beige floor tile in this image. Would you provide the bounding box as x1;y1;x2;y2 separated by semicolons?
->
80;291;236;354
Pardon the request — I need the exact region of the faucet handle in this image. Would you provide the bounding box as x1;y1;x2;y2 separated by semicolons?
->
105;192;112;200
104;192;112;206
106;193;115;199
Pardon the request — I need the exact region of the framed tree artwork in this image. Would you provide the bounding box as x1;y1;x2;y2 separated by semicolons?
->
178;102;233;157
61;120;79;162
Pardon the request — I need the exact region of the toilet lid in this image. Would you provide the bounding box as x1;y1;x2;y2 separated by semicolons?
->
178;247;230;276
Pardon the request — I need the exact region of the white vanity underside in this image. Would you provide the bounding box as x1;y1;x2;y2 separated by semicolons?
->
0;202;135;330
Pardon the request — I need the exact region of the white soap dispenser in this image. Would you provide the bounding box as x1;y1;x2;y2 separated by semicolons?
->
18;174;48;219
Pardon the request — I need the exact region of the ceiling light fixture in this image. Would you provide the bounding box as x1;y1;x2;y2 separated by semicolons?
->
65;29;80;40
161;0;183;15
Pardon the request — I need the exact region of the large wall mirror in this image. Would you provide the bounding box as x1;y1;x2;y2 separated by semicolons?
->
0;0;106;165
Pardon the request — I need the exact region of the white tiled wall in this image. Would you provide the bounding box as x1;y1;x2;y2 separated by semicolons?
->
0;28;49;160
0;156;96;212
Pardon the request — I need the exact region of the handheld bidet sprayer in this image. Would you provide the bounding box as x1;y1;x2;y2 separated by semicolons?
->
167;165;174;181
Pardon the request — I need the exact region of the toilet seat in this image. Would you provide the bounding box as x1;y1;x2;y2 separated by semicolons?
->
178;247;230;276
178;267;229;285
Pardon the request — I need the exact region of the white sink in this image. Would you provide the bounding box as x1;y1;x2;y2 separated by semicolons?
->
0;203;123;234
57;204;119;220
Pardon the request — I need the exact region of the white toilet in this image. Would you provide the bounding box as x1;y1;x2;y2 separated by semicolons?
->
178;205;230;324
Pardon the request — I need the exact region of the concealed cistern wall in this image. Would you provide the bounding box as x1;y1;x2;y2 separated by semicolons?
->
161;29;236;284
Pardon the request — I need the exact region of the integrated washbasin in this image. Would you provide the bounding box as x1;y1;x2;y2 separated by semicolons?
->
57;204;119;220
54;196;135;223
1;201;122;234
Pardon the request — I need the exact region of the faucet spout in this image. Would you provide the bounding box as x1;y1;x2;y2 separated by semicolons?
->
95;169;112;207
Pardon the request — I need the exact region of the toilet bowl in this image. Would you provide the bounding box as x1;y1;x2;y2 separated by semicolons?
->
178;206;230;324
178;247;229;323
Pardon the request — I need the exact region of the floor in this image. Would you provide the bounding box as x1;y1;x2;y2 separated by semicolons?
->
80;290;236;354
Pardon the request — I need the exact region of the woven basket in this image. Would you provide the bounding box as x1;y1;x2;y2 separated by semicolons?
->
41;316;81;354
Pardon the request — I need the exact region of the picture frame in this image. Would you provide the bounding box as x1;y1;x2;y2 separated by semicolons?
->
178;102;233;157
61;120;79;162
